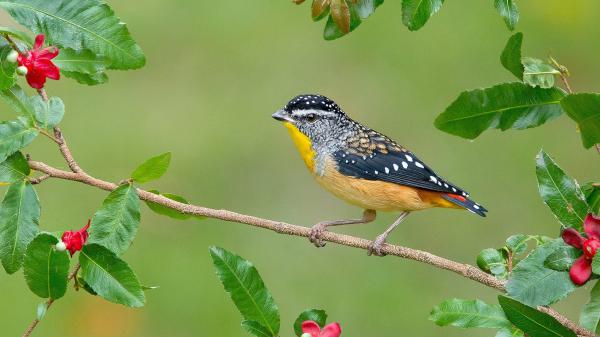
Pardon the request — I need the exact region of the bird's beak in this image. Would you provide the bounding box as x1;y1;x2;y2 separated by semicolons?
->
272;109;292;122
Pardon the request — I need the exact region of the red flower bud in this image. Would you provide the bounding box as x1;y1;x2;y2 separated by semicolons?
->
61;219;90;256
583;238;600;259
17;34;60;89
301;320;342;337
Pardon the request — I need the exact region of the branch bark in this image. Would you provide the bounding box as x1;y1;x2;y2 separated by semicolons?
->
22;129;597;337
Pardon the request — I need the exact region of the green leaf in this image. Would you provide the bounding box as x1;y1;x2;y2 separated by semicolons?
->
0;117;38;162
53;48;108;86
242;320;273;337
0;26;33;46
522;57;559;89
31;96;64;129
23;233;69;299
506;239;576;307
544;245;580;271
88;184;140;255
131;152;171;183
294;309;328;336
0;180;39;273
0;85;35;120
401;0;444;31
582;183;600;215
496;327;525;337
0;44;17;90
435;83;565;139
500;32;523;80
498;295;577;337
505;234;530;256
209;246;280;335
580;281;600;333
0;0;146;70
0;151;30;184
494;0;519;31
560;93;600;149
429;298;511;329
536;150;588;230
592;254;600;275
323;0;383;40
353;0;384;19
79;244;145;307
477;248;508;279
144;190;192;220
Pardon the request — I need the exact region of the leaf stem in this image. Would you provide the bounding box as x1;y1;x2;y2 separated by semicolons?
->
2;33;23;54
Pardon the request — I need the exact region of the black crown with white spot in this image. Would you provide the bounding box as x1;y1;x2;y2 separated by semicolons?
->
284;94;344;114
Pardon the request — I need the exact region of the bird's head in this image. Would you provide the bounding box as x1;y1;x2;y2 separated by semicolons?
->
272;94;350;146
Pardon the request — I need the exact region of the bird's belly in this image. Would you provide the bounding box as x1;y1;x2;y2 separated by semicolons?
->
314;161;437;212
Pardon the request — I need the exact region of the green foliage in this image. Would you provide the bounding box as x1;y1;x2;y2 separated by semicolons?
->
536;150;588;230
493;0;519;31
543;244;580;271
0;0;145;70
53;48;108;86
294;309;328;336
31;96;64;130
131;152;171;183
0;44;17;90
495;327;524;337
145;190;193;220
0;180;39;274
23;233;69;299
323;0;383;40
505;234;532;257
592;254;600;275
477;248;508;279
498;295;577;337
429;298;512;330
210;246;280;336
580;281;600;333
506;239;575;307
87;184;141;255
522;57;559;89
79;244;145;307
0;26;32;46
242;320;274;337
500;32;523;80
0;117;38;163
401;0;444;31
560;93;600;149
0;85;35;120
582;183;600;215
434;83;565;139
0;151;29;183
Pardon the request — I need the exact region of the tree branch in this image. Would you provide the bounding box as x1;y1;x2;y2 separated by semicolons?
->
22;130;597;337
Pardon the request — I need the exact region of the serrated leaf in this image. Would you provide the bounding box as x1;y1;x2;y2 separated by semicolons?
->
498;295;576;337
506;239;575;306
582;183;600;215
53;48;108;85
500;32;523;80
401;0;444;31
60;70;108;86
494;0;519;31
505;234;530;256
144;190;192;220
210;246;280;335
294;309;328;336
435;83;565;139
536;150;588;230
477;248;508;278
0;0;145;70
0;44;17;90
31;96;64;130
242;320;273;337
0;151;29;183
88;184;140;255
0;117;37;162
560;93;600;149
544;245;580;271
0;26;33;46
580;281;600;333
131;152;171;183
0;180;39;273
79;244;145;307
429;298;511;329
522;57;559;89
23;233;69;299
0;85;35;121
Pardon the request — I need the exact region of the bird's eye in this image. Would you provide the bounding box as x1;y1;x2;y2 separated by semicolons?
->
306;114;317;122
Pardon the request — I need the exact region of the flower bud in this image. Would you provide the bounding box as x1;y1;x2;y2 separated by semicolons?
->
55;241;67;252
16;65;28;76
6;50;18;63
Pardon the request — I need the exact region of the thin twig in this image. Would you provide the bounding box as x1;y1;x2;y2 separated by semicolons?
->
28;174;50;185
53;127;83;173
2;33;23;54
35;127;60;144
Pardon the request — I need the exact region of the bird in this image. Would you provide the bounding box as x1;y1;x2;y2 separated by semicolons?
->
272;94;487;256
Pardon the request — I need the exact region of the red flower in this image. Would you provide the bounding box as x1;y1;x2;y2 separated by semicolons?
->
61;219;91;256
17;34;60;89
301;320;341;337
561;214;600;285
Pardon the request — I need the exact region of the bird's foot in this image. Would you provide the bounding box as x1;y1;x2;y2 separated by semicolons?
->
309;222;329;248
367;234;388;256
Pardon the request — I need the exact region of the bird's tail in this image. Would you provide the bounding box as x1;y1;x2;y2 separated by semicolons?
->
442;194;487;217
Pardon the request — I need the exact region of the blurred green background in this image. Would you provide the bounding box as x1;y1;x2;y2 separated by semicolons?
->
2;0;600;336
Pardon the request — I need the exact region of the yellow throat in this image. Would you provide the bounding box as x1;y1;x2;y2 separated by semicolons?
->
283;122;315;171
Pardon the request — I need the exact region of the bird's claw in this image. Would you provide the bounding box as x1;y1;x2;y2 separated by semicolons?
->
309;223;328;248
367;234;388;256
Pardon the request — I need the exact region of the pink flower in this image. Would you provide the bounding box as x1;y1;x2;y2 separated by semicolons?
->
301;320;341;337
61;219;90;256
561;214;600;285
17;34;60;89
